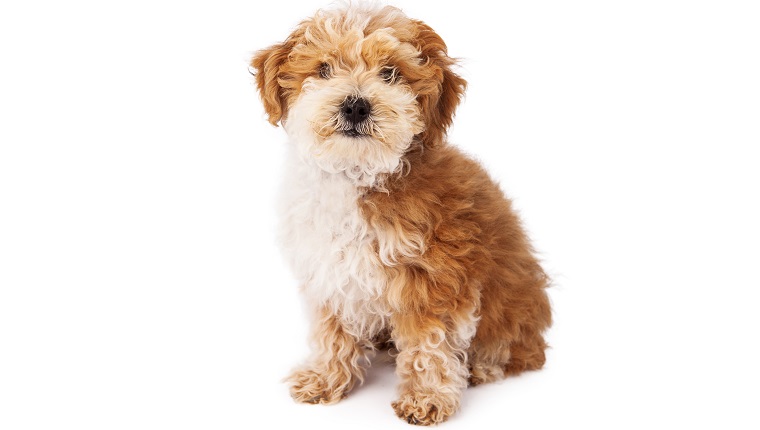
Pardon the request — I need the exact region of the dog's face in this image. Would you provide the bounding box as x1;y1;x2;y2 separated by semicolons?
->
252;5;466;185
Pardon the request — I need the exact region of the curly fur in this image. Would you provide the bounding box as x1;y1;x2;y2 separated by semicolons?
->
251;3;551;425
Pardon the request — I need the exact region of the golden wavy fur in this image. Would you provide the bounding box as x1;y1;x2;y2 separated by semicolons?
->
251;3;551;425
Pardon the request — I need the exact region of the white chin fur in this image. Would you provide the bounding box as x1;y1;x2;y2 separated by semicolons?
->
311;134;404;187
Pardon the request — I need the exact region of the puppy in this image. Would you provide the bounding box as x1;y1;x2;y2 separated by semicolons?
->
251;4;551;425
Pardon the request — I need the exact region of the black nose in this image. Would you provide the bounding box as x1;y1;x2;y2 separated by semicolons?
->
340;97;371;125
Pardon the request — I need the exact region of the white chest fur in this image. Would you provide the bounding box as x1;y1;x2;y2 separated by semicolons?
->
278;149;390;339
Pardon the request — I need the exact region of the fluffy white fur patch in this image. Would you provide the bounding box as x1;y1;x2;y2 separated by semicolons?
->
278;145;390;339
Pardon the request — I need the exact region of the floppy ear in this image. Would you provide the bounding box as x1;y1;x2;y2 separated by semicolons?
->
437;57;468;133
251;41;292;126
413;22;468;146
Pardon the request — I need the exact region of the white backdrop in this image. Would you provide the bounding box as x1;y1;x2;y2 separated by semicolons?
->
1;1;759;429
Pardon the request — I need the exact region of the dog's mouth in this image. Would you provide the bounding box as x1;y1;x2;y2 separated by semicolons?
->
317;122;372;140
340;128;367;138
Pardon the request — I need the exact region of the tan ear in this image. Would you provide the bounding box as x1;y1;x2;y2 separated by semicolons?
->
413;22;468;146
251;42;292;126
437;59;468;133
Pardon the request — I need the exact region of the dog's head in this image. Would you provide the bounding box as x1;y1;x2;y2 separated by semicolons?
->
251;4;466;186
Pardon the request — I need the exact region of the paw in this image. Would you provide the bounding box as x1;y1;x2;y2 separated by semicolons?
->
392;390;459;426
286;368;351;405
468;363;505;386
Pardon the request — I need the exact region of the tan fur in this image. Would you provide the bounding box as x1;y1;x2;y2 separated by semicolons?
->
363;145;552;394
252;4;551;425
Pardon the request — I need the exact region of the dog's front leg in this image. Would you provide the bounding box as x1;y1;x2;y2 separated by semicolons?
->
286;307;368;404
390;311;473;425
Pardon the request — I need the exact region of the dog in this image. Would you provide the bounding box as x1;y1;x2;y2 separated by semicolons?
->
251;3;551;425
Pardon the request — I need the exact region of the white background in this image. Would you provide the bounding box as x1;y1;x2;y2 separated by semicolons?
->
1;0;759;428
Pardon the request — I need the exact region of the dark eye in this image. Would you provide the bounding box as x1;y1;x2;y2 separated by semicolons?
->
319;62;332;79
380;66;400;84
